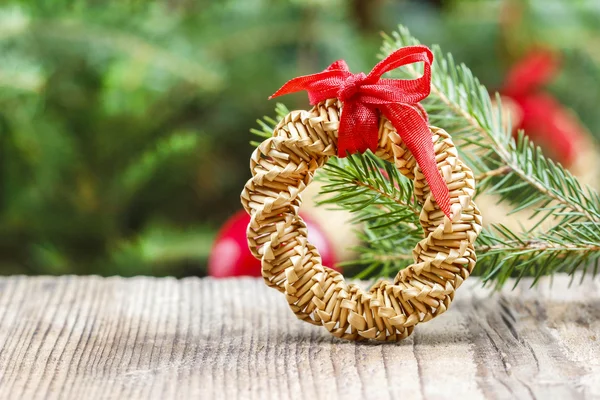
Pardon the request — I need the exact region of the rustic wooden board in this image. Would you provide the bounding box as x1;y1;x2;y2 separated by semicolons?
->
0;275;598;399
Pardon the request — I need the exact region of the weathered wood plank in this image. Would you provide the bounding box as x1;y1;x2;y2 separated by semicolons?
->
0;275;597;400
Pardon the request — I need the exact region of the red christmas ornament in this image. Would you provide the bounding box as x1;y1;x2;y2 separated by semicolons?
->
208;210;337;278
501;49;587;166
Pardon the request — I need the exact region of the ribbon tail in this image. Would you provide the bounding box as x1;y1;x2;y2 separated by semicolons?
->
337;101;380;157
382;104;451;218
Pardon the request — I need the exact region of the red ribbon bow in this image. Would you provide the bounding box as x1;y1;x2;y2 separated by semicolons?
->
270;45;451;218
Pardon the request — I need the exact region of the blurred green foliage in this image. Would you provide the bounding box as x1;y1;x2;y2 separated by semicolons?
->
0;0;394;276
0;0;599;276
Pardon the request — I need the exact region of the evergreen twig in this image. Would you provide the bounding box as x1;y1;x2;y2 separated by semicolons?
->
252;26;600;288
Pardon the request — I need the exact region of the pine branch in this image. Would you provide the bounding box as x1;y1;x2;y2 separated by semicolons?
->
252;26;600;287
316;153;423;250
372;26;600;286
474;165;511;182
475;223;600;288
381;27;600;227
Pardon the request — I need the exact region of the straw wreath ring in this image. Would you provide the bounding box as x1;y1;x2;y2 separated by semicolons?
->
241;45;482;342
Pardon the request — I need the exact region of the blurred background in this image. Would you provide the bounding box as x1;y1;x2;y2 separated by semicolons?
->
1;0;599;277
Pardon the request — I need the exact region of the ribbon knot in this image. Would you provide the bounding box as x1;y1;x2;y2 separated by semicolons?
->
269;45;451;218
338;72;367;102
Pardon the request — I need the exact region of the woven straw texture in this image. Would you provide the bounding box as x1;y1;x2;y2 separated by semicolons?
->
241;99;482;342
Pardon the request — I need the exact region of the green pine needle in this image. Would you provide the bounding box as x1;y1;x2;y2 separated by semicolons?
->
251;26;600;288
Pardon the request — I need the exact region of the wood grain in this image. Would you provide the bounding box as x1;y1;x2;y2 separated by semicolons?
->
0;275;597;399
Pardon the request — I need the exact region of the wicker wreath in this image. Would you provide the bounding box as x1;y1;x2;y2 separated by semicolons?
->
241;98;482;342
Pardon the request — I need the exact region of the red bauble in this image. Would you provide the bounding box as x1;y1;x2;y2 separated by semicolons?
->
501;49;587;167
208;210;337;278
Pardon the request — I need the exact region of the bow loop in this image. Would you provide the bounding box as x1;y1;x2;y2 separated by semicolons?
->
269;45;451;218
366;45;433;81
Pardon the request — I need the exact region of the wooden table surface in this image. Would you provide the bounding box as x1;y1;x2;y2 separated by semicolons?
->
0;275;598;399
